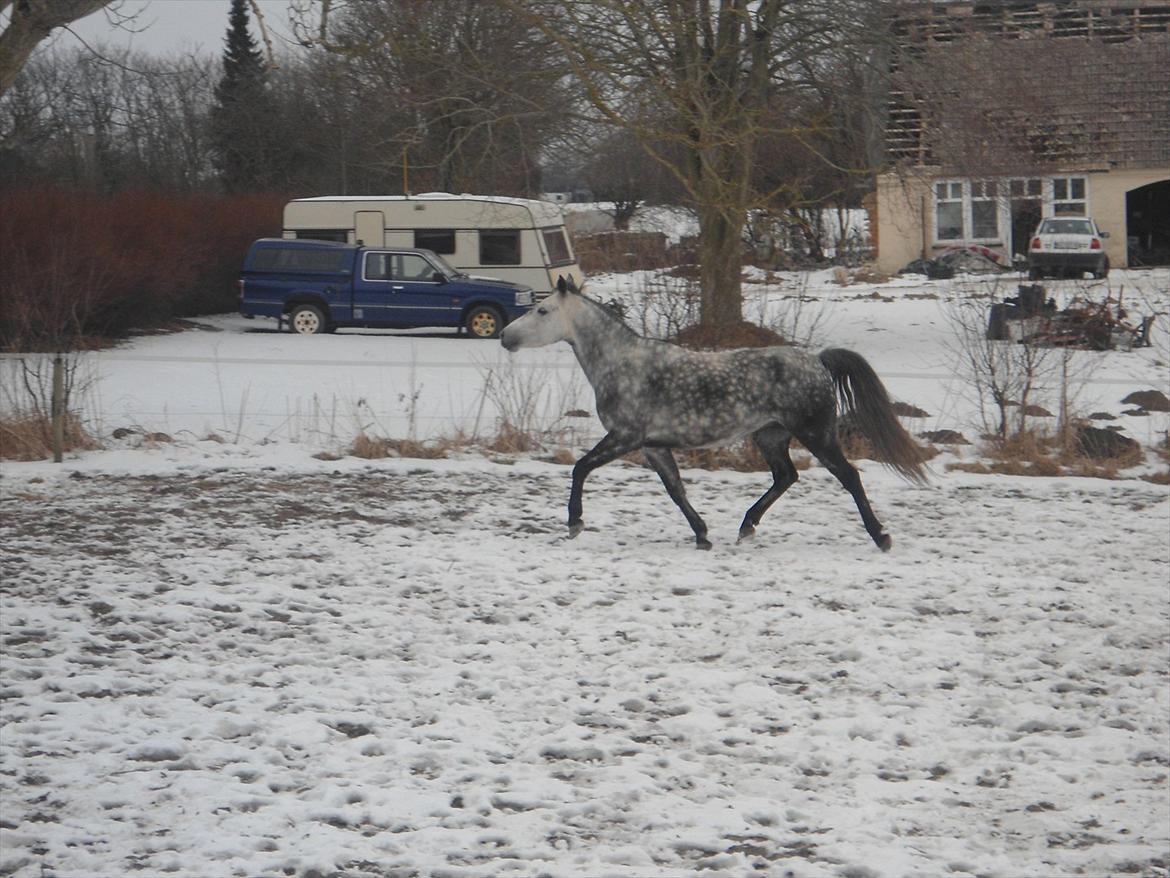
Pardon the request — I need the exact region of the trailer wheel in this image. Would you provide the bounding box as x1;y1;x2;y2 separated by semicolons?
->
465;305;504;339
288;304;327;335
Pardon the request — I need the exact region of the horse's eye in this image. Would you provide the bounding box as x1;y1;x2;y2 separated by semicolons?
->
537;307;548;315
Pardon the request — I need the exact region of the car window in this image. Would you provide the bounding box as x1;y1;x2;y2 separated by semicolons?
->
1040;219;1093;235
252;247;349;272
365;252;391;280
394;254;437;281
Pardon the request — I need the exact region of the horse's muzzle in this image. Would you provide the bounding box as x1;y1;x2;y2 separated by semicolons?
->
500;331;518;352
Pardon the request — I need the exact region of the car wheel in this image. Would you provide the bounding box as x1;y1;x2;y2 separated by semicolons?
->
288;304;327;335
1094;258;1110;279
465;305;504;339
1027;267;1043;280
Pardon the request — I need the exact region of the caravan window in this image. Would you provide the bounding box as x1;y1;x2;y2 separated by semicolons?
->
415;229;455;254
541;228;572;265
480;230;521;265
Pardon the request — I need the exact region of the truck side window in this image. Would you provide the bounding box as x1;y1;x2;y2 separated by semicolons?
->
480;230;521;265
365;253;391;280
394;254;437;281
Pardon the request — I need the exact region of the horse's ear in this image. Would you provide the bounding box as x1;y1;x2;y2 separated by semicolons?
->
565;275;580;295
556;275;567;295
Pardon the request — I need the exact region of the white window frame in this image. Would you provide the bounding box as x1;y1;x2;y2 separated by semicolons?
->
933;180;965;243
931;179;1007;246
969;180;1000;242
1051;176;1087;216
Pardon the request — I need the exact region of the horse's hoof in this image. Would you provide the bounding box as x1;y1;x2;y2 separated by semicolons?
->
567;521;584;539
877;533;892;552
737;526;755;544
696;536;712;550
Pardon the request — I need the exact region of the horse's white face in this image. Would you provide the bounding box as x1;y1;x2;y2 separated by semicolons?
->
500;288;575;351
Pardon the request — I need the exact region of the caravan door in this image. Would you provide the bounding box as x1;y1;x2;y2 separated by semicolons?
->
354;211;385;247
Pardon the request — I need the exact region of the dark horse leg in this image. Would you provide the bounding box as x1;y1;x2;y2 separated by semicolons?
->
798;427;892;552
738;425;798;542
642;447;711;550
567;430;642;538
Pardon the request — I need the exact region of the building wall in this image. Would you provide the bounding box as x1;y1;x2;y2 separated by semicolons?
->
875;167;1169;273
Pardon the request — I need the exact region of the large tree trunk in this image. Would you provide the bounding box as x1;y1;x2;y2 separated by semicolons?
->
0;0;110;96
697;205;745;327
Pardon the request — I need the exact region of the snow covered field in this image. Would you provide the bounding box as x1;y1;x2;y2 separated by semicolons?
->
1;268;1168;877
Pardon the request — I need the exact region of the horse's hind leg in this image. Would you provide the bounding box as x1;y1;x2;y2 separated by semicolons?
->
799;428;892;552
738;425;798;542
642;447;711;549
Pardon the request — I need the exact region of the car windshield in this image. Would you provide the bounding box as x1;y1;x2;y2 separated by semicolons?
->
422;250;463;278
1040;219;1094;235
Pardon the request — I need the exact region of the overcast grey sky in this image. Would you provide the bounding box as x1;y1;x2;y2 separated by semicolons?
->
60;0;301;57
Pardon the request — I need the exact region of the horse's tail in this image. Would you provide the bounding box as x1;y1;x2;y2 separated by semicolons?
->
819;348;929;484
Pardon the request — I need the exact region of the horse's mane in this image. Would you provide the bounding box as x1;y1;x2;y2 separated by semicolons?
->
575;291;642;341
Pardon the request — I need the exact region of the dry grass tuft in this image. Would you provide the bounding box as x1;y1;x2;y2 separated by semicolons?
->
483;421;541;455
0;413;100;460
348;433;449;460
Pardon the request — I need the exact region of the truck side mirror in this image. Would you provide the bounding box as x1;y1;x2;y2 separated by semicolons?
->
433;272;447;284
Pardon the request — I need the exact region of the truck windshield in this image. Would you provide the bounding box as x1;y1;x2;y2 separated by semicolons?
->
422;250;463;278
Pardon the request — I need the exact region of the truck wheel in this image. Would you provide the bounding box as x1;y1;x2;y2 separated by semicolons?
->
465;305;503;339
289;304;327;335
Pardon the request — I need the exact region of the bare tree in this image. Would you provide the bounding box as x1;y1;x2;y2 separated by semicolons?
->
309;0;569;196
515;0;882;328
0;0;111;95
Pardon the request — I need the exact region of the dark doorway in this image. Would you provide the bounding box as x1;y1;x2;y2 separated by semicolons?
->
1010;198;1043;261
1126;179;1170;266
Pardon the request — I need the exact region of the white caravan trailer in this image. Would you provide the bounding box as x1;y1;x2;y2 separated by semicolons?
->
282;193;582;297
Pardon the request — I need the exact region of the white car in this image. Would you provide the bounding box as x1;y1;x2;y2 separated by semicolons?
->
1027;217;1110;280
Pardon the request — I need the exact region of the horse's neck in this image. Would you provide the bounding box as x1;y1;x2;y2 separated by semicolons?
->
568;303;648;388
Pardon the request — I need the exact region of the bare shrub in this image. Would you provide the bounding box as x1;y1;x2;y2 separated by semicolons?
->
0;356;99;460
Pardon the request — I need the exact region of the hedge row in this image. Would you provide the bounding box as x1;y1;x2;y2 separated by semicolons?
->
0;189;286;349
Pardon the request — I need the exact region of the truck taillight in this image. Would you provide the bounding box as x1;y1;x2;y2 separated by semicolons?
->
1030;237;1042;250
1090;238;1101;250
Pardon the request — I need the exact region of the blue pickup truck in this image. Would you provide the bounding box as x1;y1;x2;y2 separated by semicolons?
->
238;238;535;337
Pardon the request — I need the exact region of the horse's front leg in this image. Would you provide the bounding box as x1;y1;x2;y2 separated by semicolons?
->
642;447;711;550
567;430;641;538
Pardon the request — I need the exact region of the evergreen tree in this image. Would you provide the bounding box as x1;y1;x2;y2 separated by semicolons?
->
210;0;274;192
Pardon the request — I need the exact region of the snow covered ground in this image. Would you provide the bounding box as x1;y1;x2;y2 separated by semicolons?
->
1;267;1168;878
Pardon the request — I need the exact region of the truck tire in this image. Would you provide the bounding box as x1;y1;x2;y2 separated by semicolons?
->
465;305;503;339
288;304;327;335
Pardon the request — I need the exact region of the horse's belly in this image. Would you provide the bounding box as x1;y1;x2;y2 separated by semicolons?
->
646;410;773;449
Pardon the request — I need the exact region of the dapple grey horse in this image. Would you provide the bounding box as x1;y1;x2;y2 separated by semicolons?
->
500;279;926;550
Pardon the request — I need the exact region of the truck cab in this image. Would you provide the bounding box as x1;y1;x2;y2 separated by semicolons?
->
239;238;534;338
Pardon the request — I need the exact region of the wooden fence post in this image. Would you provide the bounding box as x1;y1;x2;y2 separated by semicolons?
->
51;354;64;463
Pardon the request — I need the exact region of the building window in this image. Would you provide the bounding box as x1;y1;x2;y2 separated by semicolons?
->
970;180;999;239
1010;178;1042;199
414;229;456;255
1052;177;1086;215
934;181;964;241
480;230;521;265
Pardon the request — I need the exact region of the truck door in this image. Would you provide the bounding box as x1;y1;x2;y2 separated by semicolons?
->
353;251;458;327
354;211;385;247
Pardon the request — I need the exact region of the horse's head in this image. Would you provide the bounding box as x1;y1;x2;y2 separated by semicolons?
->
500;275;580;352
